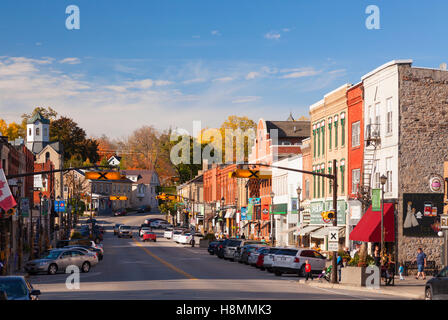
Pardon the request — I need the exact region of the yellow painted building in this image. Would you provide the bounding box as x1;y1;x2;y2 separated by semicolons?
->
308;84;351;249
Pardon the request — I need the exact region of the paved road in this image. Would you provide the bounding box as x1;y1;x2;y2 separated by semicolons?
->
30;212;407;300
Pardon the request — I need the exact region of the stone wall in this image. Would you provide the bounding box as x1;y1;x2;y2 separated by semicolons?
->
397;65;448;266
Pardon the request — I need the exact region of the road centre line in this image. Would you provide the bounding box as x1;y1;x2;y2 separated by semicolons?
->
132;237;198;280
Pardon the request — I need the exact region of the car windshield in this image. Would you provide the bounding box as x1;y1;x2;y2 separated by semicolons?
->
0;278;28;299
43;251;62;260
121;226;131;230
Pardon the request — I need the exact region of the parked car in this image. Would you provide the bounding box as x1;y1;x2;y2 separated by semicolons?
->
271;248;326;277
224;239;264;261
118;225;133;238
248;246;270;266
425;266;448;300
139;227;152;237
164;228;174;239
255;247;272;270
137;206;146;213
237;244;264;264
56;239;95;248
25;248;98;275
114;223;123;235
263;248;284;272
142;231;157;242
64;245;103;261
159;222;173;229
0;276;41;300
208;241;223;255
114;210;127;217
150;220;169;228
63;246;100;260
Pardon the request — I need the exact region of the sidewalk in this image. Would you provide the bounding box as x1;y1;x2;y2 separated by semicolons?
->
298;276;429;299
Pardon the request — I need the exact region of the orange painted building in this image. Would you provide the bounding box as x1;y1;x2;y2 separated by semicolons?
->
347;82;364;200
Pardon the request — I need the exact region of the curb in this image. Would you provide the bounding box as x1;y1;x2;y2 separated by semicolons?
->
297;280;424;300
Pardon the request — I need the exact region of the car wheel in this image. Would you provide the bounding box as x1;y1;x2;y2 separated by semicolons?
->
154;239;157;242
267;268;273;273
425;287;433;300
274;271;282;277
82;262;90;273
48;264;58;275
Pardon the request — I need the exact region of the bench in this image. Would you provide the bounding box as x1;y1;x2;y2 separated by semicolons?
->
404;260;439;276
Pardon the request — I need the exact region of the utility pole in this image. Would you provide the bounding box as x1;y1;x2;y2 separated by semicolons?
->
331;159;338;284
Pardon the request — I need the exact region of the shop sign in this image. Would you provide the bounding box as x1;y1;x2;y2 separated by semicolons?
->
249;198;261;205
240;207;247;221
403;193;443;237
429;175;443;193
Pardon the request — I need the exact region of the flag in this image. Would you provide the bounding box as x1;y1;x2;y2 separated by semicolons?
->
0;168;17;212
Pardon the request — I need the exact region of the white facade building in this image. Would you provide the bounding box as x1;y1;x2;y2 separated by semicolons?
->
272;155;302;247
361;60;410;201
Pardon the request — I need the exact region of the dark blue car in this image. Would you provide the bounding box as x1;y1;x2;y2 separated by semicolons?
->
0;276;41;300
425;266;448;300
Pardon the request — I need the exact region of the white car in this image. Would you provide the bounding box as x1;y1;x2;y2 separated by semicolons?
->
177;233;193;245
262;247;283;272
271;248;326;277
150;220;169;229
89;241;104;255
172;230;185;243
140;227;151;237
164;229;174;239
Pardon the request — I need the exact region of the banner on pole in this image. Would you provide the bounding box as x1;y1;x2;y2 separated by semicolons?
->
372;189;381;212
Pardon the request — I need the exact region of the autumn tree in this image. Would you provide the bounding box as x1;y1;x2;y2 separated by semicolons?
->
0;119;22;140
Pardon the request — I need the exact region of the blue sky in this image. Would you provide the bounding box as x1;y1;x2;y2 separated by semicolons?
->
1;0;448;138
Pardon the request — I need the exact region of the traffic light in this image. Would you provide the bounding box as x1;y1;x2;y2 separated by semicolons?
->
321;211;328;220
85;171;122;181
228;169;272;179
327;211;335;219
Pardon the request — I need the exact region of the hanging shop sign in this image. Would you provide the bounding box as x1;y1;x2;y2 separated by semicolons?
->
429;175;443;193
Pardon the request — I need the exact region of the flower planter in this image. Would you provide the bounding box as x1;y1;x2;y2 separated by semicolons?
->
340;266;370;287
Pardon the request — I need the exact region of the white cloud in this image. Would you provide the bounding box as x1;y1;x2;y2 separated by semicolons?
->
245;72;260;80
183;78;206;84
59;57;81;65
280;68;321;79
232;96;261;104
264;31;281;40
211;30;221;36
212;77;234;83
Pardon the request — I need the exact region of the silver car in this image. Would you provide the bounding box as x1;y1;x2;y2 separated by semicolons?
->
25;249;98;275
118;225;133;238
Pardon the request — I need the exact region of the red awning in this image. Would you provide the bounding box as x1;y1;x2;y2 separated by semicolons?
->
349;203;395;242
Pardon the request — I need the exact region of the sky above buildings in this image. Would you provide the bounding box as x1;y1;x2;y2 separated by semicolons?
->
1;0;447;138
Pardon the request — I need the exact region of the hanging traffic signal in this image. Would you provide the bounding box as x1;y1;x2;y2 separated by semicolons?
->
228;169;272;179
327;211;335;220
85;171;122;181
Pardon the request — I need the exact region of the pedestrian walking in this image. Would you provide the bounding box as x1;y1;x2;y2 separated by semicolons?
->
415;248;427;280
337;254;344;282
399;263;405;280
304;260;313;281
373;245;381;267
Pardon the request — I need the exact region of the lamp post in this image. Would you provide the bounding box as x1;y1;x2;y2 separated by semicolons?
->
16;179;23;269
43;195;48;251
221;197;225;236
29;187;34;260
270;191;275;245
38;191;42;258
296;186;302;247
380;174;388;263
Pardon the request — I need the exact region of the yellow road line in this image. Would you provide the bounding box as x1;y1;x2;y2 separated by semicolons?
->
132;238;198;280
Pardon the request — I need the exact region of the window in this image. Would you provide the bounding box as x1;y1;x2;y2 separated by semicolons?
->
64;185;68;193
352;169;360;194
352;121;360;147
386;157;393;193
36;128;40;136
29;128;32;136
341;113;346;146
305;180;310;199
44;128;48;137
386;98;393;134
375;102;381;127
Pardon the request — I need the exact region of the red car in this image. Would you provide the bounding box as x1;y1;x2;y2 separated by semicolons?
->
142;232;157;242
114;210;127;217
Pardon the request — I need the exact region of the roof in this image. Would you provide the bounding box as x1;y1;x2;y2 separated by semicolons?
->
361;59;413;81
32;141;63;155
108;155;122;162
27;112;50;125
266;120;310;138
122;169;157;185
286;112;294;121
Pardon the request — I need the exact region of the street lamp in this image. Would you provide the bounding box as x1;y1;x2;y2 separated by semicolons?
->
38;192;43;257
296;186;302;247
270;191;275;245
43;195;48;251
380;174;388;264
